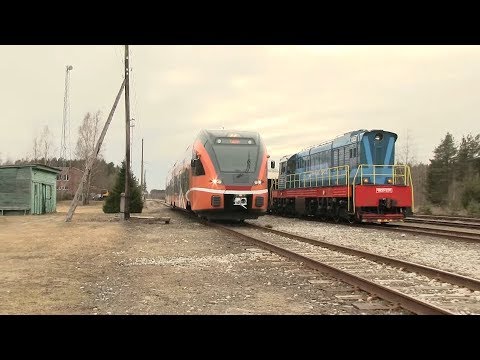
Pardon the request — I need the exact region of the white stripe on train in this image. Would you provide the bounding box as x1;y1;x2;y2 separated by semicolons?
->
185;188;268;202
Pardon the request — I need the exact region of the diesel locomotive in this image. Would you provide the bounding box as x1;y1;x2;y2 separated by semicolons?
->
269;129;414;223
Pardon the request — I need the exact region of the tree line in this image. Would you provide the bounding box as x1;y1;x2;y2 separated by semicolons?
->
0;111;145;210
401;131;480;215
425;132;480;214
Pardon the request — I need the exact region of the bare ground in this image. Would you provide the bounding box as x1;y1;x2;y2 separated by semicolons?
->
0;199;409;315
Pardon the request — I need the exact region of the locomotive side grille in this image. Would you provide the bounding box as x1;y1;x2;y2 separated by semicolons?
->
211;195;221;207
255;196;264;207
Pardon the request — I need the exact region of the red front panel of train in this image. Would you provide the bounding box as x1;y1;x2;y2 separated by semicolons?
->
354;185;412;207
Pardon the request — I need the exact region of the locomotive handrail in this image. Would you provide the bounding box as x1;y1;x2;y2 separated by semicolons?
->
284;165;350;189
352;164;412;186
352;164;413;212
275;163;413;217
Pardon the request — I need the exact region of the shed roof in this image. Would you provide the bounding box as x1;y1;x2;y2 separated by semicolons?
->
0;164;61;174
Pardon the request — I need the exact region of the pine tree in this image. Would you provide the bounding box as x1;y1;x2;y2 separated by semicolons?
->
103;161;144;213
425;133;457;205
456;134;480;181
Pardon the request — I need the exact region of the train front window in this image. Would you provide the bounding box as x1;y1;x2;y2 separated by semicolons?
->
212;144;259;173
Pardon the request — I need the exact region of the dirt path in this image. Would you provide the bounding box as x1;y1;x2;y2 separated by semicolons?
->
0;200;408;315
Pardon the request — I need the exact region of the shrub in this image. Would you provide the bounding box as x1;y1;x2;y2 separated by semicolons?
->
466;200;480;216
418;205;432;215
103;161;143;213
461;181;480;209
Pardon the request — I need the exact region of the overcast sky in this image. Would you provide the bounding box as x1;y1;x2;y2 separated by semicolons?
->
1;45;479;190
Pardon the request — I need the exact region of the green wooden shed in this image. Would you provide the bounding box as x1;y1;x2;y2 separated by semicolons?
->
0;164;61;215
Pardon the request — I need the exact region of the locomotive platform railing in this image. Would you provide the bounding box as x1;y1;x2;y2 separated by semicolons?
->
283;165;350;189
352;164;412;186
275;164;414;215
352;164;414;213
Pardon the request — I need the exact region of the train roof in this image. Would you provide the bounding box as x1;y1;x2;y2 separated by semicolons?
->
287;129;398;158
199;129;262;144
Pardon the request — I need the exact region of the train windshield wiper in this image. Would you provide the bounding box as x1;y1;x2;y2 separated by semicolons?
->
236;152;251;178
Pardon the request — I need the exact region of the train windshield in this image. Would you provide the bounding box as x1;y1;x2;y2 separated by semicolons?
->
212;141;259;173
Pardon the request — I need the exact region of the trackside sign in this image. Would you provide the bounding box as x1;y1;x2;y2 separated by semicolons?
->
376;188;393;194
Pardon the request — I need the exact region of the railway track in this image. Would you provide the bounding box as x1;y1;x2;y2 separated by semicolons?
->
164;202;480;314
271;213;480;243
376;222;480;243
405;215;480;230
206;221;480;315
409;214;480;223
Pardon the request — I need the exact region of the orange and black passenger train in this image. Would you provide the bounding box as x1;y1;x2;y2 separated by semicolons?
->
165;129;269;221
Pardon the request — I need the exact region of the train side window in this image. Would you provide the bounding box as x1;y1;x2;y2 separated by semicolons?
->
353;147;357;157
192;158;205;176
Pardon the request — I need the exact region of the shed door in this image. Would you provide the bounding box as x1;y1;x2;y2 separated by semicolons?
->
33;183;40;214
33;183;47;214
41;184;47;214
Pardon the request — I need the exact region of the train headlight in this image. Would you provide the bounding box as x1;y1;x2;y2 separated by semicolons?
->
211;178;222;185
363;177;370;184
253;179;263;185
386;178;393;184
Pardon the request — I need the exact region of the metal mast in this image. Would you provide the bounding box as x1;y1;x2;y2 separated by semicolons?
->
124;45;131;220
60;65;73;168
141;138;144;191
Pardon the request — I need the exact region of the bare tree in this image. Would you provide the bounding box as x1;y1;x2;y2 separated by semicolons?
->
75;111;102;205
4;157;13;165
396;128;417;166
38;126;54;165
31;135;40;163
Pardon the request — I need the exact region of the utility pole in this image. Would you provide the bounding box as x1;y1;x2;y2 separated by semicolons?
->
124;45;131;220
60;65;73;169
130;119;136;169
141;138;144;191
65;79;125;222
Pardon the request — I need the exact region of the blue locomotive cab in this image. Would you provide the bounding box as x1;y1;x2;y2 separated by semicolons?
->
356;130;397;185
